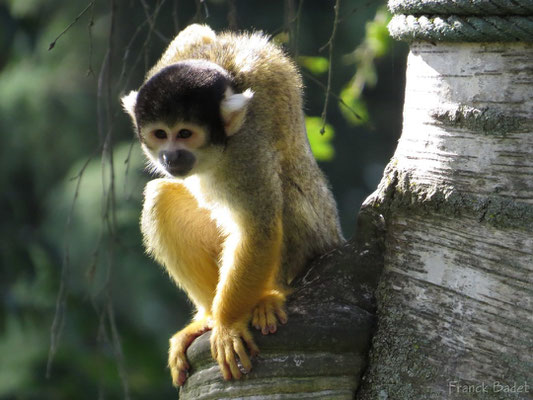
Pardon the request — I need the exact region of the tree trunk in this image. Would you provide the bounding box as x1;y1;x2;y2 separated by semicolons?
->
356;41;533;399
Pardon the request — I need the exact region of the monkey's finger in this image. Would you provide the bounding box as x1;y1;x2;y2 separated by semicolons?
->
211;340;217;360
255;303;269;334
219;361;232;381
252;308;261;330
224;344;242;380
169;344;190;386
233;338;252;373
241;329;260;356
214;343;232;380
177;370;188;386
169;349;189;370
170;364;187;387
256;306;267;333
275;307;288;325
265;305;278;334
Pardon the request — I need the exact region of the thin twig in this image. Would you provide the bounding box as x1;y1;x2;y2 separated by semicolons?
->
285;0;296;55
97;50;110;146
319;0;341;134
118;0;168;92
122;137;137;200
139;0;152;22
270;1;304;38
294;0;304;60
227;0;238;30
172;1;180;32
116;0;166;95
48;2;95;51
108;296;131;399
115;19;150;90
195;0;209;22
139;0;169;42
303;70;362;121
46;153;96;378
142;0;168;71
87;2;96;77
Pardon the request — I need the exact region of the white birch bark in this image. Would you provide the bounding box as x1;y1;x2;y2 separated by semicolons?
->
357;42;533;399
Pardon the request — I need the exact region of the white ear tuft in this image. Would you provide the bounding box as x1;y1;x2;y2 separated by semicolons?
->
121;90;138;122
220;88;254;136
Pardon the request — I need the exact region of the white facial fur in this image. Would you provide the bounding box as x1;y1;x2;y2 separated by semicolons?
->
139;121;211;177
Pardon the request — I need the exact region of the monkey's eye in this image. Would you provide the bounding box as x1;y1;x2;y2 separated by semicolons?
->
153;129;168;139
177;129;193;139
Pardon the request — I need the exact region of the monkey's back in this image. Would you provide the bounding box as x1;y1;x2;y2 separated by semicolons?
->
279;152;344;284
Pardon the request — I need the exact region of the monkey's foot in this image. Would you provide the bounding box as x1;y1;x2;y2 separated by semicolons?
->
169;318;212;386
252;290;288;335
210;322;259;380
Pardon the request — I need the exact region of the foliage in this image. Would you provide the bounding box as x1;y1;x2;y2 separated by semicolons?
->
298;55;329;75
305;116;335;161
340;6;392;125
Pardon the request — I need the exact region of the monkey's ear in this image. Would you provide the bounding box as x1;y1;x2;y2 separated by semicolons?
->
220;88;254;136
121;90;138;125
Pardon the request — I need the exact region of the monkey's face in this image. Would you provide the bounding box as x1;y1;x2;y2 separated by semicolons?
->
140;121;208;177
122;60;253;178
138;120;228;178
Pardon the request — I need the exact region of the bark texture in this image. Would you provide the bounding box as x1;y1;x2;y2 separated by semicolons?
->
356;42;533;400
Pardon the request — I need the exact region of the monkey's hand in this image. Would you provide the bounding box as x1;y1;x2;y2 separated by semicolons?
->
169;318;212;386
252;289;288;335
210;321;260;380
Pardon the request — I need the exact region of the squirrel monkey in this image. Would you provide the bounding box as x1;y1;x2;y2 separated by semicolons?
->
122;24;343;386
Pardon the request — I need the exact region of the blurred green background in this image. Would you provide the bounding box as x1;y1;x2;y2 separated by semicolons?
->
0;0;406;398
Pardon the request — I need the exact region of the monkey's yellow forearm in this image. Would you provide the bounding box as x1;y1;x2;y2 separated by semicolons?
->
212;217;282;326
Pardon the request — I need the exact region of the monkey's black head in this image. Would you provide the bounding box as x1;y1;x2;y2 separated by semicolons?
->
135;60;231;145
121;59;253;178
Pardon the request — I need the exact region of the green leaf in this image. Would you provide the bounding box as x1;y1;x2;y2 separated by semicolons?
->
365;7;392;57
338;6;391;126
305;116;335;161
298;56;329;75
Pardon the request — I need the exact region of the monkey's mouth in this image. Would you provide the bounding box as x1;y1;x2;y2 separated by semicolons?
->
166;165;194;177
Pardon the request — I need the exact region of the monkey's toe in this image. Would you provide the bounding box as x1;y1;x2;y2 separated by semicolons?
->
210;323;258;380
252;290;288;335
168;318;212;386
169;348;190;386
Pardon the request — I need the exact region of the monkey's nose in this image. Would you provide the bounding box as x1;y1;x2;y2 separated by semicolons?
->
159;150;196;177
160;150;180;167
